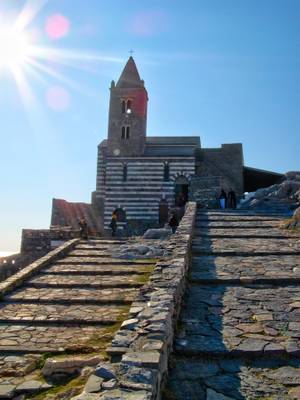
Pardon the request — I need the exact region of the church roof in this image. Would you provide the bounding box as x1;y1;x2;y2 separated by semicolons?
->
144;136;200;156
116;57;144;88
146;136;200;146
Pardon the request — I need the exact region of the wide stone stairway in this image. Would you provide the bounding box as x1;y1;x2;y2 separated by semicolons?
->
0;239;154;398
165;210;300;400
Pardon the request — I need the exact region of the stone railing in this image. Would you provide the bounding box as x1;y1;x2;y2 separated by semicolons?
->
0;238;80;298
76;202;197;400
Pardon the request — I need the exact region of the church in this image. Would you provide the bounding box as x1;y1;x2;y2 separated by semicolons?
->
51;57;283;234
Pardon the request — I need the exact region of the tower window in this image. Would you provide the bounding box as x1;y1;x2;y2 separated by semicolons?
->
121;126;130;139
123;163;127;182
126;100;132;114
121;100;126;114
163;162;170;181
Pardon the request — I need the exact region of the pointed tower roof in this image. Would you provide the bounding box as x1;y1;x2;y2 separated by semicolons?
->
116;57;144;88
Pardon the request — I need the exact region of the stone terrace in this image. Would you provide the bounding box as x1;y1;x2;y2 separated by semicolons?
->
0;239;154;398
165;210;300;400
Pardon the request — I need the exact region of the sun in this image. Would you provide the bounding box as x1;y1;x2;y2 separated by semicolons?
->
0;27;31;70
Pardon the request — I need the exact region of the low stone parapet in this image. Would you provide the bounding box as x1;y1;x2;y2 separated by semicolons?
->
0;238;80;297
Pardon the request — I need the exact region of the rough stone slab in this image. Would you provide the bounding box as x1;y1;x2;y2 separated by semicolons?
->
0;303;128;323
191;255;300;282
192;237;300;254
0;354;41;378
175;284;300;355
165;357;300;400
0;384;15;398
0;323;115;352
122;352;161;369
44;264;152;275
27;274;144;288
56;257;154;265
5;287;137;304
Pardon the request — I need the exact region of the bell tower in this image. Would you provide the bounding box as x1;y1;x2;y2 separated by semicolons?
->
107;57;148;157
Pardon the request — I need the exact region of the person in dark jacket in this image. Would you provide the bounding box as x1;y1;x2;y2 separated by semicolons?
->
169;211;179;234
109;213;117;237
78;218;88;240
219;189;227;209
228;188;237;209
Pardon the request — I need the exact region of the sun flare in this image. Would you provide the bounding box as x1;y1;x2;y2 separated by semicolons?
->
0;27;31;70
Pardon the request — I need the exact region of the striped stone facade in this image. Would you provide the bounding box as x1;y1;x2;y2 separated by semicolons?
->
94;150;195;229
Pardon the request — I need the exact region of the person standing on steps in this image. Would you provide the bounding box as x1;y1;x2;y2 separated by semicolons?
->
228;188;237;209
169;211;179;234
219;189;227;209
109;212;117;237
78;218;88;240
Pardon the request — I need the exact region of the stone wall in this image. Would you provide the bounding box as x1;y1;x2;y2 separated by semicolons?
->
21;228;79;257
73;202;197;400
197;143;244;196
0;253;34;282
190;176;221;207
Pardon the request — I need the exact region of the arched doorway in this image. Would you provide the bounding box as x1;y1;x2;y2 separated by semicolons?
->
174;175;189;206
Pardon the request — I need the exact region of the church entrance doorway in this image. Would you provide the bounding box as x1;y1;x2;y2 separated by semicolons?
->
174;176;189;207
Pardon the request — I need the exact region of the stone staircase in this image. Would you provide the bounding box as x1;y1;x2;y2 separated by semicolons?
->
165;210;300;400
0;239;154;398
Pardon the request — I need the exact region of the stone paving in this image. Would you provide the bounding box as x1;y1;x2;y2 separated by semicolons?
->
165;211;300;400
0;239;155;398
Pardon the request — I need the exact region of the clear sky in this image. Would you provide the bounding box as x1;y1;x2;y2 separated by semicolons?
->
0;0;299;253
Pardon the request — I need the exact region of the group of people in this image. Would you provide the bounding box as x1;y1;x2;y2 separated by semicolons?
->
109;209;180;236
80;189;236;239
218;188;237;209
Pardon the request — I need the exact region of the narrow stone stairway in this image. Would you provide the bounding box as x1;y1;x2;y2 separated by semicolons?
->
165;210;300;400
0;239;154;398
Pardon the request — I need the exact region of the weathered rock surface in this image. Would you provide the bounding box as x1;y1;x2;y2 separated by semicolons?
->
42;355;103;377
143;228;172;240
239;172;300;212
287;206;300;230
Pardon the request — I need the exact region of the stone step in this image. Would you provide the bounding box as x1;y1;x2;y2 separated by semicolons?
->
192;237;300;255
196;216;282;221
0;302;128;325
0;323;116;353
195;221;281;228
5;287;137;304
55;256;155;265
26;273;145;289
43;264;153;275
68;250;112;257
194;228;297;238
175;284;300;357
191;255;300;283
55;257;155;265
82;240;126;245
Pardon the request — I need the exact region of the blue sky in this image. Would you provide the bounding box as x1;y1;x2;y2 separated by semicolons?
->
0;0;299;253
